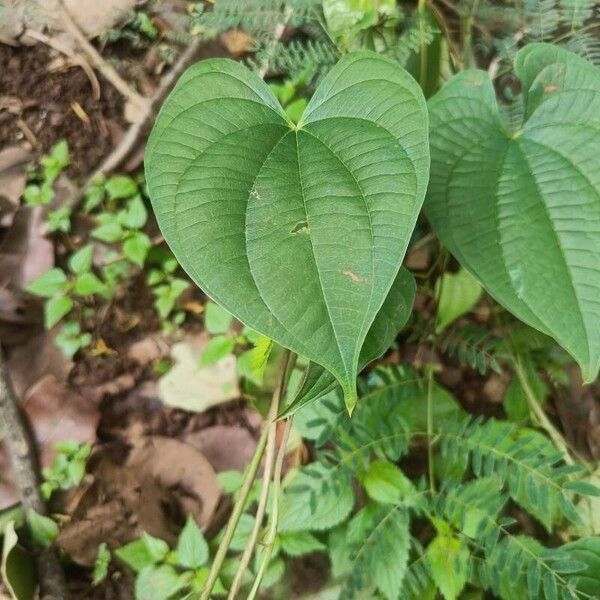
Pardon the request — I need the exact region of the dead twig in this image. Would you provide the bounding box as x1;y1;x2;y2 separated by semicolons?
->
0;345;69;600
24;28;101;100
78;38;202;200
57;0;148;110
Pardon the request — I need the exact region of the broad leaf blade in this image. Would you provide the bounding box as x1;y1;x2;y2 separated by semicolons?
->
282;267;416;417
146;52;429;411
426;43;600;382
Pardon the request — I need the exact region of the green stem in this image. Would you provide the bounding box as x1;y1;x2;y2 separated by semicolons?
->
426;365;436;492
247;416;293;599
200;350;293;600
512;357;575;466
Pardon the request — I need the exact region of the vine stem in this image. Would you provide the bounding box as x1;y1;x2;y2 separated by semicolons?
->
426;365;436;492
226;351;295;599
200;350;293;600
247;416;293;599
513;357;576;466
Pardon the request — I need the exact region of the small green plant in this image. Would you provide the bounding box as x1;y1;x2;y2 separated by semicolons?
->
89;175;151;268
26;244;109;329
41;441;92;500
146;253;190;328
23;140;70;206
115;517;220;600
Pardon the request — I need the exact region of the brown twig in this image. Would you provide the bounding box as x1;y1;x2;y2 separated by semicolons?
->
78;38;202;201
0;346;69;600
57;0;147;110
24;28;101;100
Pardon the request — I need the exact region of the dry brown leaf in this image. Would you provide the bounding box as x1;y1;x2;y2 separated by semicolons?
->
0;206;53;290
58;436;221;564
184;425;257;472
0;146;32;227
7;330;73;398
126;335;170;367
22;374;99;468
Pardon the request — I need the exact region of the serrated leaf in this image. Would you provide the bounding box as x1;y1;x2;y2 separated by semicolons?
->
363;459;416;505
123;232;151;267
199;335;235;368
44;295;74;329
68;244;94;275
105;175;138;200
279;531;326;557
120;195;148;229
175;517;208;569
115;534;169;573
146;51;429;412
74;273;107;297
26;268;67;298
426;43;600;382
135;565;184;600
92;543;111;586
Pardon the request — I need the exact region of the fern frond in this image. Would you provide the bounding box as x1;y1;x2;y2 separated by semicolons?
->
250;39;339;80
440;324;504;375
385;12;439;66
440;416;586;531
559;0;596;29
193;0;322;39
563;30;600;65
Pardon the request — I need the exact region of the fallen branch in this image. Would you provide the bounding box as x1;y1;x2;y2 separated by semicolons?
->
0;346;69;600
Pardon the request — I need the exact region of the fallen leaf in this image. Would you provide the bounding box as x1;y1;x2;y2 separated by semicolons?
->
58;437;221;565
158;335;239;413
183;425;257;472
7;330;73;398
0;206;53;290
0;146;32;227
21;374;99;468
127;335;170;367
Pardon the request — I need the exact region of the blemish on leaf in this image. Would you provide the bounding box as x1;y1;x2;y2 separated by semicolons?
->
250;187;261;200
544;84;557;93
343;270;362;283
290;221;308;234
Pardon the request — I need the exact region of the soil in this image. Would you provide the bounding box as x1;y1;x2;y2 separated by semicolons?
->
0;43;126;179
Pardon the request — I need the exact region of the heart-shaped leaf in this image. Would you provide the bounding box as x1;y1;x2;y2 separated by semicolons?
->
282;266;415;417
146;51;429;410
426;43;600;382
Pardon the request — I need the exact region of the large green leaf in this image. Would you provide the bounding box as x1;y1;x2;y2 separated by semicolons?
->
426;43;600;382
146;51;429;411
282;266;416;416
